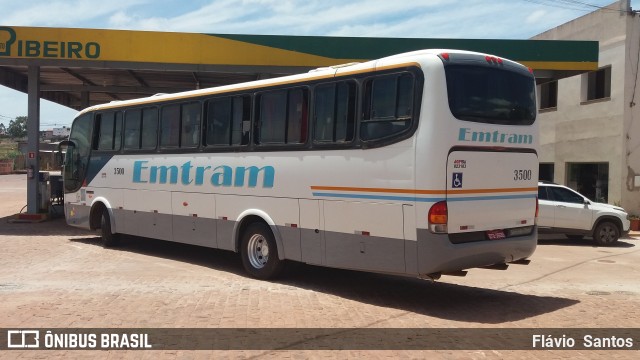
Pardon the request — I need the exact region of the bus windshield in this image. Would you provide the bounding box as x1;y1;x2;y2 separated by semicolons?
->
445;65;536;125
63;114;93;192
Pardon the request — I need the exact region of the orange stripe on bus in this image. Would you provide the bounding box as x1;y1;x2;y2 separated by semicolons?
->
310;186;537;195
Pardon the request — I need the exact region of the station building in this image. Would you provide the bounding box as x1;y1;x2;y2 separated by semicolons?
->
533;0;640;214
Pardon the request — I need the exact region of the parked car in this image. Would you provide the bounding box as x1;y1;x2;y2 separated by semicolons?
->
537;181;630;246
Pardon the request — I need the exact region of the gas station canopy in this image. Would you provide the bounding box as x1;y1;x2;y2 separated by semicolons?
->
1;26;598;110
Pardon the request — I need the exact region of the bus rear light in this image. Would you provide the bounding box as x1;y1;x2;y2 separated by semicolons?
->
485;56;503;65
440;52;450;61
429;201;448;233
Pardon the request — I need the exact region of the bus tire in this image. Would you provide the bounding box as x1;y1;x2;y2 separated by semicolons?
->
240;222;284;280
100;210;120;248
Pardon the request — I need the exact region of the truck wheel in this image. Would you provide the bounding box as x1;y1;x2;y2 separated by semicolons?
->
101;210;120;248
593;221;619;246
240;222;284;279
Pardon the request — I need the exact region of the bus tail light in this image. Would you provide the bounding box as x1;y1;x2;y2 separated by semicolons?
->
485;55;503;65
429;201;448;233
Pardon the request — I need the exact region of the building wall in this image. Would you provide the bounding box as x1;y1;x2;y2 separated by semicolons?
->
532;1;640;213
623;12;640;214
52;126;70;137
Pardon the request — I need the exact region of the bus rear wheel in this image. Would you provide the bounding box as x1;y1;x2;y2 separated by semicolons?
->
100;210;120;248
240;222;284;280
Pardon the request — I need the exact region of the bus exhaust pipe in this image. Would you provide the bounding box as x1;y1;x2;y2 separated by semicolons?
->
421;272;442;281
479;263;509;270
442;270;468;277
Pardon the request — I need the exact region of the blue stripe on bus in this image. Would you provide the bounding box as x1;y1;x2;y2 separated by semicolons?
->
312;192;536;202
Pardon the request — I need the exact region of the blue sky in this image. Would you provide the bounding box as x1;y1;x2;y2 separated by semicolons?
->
0;0;638;129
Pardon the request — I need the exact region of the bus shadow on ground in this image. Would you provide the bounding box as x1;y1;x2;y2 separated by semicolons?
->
280;265;579;324
71;234;579;325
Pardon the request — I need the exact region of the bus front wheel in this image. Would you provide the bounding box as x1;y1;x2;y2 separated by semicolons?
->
100;210;120;248
240;222;284;280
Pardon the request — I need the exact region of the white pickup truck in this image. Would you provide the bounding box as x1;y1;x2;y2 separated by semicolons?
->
537;181;630;246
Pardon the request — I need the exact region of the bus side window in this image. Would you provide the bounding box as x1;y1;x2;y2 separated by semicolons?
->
95;111;121;151
258;88;308;145
287;88;307;144
160;104;180;148
258;90;287;144
314;84;335;142
361;73;414;141
314;81;355;144
114;112;123;150
181;102;201;148
207;97;232;146
124;107;157;150
124;109;142;150
232;96;251;146
206;95;250;148
141;108;158;150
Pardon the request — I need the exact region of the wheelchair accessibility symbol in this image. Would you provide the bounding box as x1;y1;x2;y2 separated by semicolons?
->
452;172;463;188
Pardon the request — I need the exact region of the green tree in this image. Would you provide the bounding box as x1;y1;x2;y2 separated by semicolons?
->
0;122;6;135
7;116;27;139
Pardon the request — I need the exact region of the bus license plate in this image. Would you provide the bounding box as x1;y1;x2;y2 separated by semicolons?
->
486;230;506;240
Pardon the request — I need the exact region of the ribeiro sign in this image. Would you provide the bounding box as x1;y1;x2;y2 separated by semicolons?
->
0;26;100;59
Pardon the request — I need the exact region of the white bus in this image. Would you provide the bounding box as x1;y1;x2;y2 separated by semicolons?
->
61;49;539;280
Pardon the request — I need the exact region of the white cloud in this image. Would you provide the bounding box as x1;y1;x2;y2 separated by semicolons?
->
2;0;149;27
527;10;548;25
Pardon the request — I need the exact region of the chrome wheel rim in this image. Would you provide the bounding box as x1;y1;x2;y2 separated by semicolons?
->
247;234;269;269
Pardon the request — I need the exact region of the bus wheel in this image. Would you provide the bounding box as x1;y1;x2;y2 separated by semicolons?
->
100;210;120;248
240;222;284;279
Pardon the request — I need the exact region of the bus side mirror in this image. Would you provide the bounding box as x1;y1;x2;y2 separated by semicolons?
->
58;140;77;177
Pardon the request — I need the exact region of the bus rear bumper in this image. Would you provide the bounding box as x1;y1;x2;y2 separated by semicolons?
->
415;227;537;276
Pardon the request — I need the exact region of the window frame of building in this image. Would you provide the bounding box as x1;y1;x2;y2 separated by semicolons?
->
581;66;611;104
539;163;555;182
538;80;558;111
